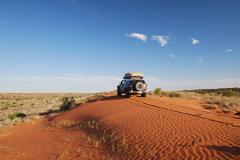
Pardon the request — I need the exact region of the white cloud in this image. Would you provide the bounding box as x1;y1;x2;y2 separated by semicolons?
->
152;35;169;47
225;49;233;53
126;33;147;42
168;54;175;59
189;38;200;45
198;56;203;63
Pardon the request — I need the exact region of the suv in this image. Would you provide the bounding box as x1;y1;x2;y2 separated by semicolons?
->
117;72;147;97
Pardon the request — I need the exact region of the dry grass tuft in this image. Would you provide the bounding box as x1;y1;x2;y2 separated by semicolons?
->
51;119;131;156
203;95;240;114
202;104;216;110
152;89;200;99
8;112;26;120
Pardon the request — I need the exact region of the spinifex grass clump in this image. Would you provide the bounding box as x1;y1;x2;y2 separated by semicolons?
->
153;88;184;98
8;112;26;120
222;90;239;97
51;119;161;158
202;104;216;110
203;95;240;114
59;97;75;111
153;88;162;95
51;119;130;154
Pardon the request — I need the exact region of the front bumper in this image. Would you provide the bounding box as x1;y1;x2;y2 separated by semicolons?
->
129;90;146;94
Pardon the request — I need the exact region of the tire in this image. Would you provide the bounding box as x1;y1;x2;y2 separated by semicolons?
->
141;93;146;97
125;92;131;98
117;90;121;96
135;82;146;91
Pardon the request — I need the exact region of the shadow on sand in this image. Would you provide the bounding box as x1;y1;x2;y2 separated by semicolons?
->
208;145;240;156
99;95;129;101
38;95;127;116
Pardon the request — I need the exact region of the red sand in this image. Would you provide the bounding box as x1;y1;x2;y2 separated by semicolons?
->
0;95;240;160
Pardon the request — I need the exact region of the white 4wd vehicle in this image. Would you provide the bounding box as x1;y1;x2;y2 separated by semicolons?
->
117;72;147;97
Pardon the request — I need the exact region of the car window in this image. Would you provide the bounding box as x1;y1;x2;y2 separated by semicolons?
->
122;80;131;85
126;80;131;85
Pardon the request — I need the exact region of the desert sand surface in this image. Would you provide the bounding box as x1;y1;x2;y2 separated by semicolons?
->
0;95;240;160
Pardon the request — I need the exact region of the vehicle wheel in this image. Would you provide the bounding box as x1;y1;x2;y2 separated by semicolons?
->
135;82;146;91
117;91;121;96
141;93;146;97
125;92;131;98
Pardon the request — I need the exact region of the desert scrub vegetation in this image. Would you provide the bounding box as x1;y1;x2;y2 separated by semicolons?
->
204;95;240;114
51;119;159;159
152;88;203;98
186;88;240;97
0;93;95;128
221;90;239;97
8;112;26;120
152;87;240;115
153;88;162;95
51;119;130;154
152;89;190;98
186;88;240;114
59;97;76;111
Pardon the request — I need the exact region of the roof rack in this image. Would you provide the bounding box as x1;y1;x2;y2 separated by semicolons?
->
123;72;144;80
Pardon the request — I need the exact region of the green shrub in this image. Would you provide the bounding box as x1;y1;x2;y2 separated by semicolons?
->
154;88;162;95
59;97;75;111
204;96;240;111
168;92;182;97
153;90;183;98
222;90;238;97
8;112;26;120
195;90;208;95
159;91;169;97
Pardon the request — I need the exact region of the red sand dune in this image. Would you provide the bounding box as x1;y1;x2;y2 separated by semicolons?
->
0;95;240;160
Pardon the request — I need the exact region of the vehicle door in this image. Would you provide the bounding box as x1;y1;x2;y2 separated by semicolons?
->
119;80;126;92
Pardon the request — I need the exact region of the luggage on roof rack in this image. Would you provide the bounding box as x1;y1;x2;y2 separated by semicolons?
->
123;72;144;80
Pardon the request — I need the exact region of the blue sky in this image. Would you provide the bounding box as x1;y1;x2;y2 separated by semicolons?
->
0;0;239;92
